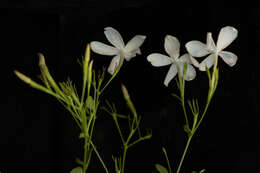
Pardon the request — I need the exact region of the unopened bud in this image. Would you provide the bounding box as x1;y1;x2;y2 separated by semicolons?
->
121;84;130;100
85;44;90;65
38;53;46;66
14;70;31;84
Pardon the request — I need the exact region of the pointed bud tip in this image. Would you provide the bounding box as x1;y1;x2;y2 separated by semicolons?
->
14;70;31;84
38;53;46;66
121;83;130;99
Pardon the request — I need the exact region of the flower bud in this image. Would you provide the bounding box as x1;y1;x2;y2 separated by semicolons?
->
121;83;130;100
14;70;31;84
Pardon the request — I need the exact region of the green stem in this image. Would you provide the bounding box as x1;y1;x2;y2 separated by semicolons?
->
122;145;128;173
113;116;125;144
176;133;193;173
100;71;118;94
211;52;219;87
89;140;109;173
83;137;88;173
181;92;189;129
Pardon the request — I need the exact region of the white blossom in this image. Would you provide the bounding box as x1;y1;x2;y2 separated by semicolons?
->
147;35;196;87
90;27;146;74
185;26;238;71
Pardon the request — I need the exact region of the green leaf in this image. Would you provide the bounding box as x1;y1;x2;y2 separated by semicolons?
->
155;164;169;173
70;167;83;173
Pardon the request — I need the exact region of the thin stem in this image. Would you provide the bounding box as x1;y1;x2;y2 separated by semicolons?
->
121;145;128;173
194;96;212;132
177;63;189;128
113;116;126;144
211;52;219;87
100;71;118;94
89;140;109;173
181;91;189;128
176;133;193;173
83;137;88;173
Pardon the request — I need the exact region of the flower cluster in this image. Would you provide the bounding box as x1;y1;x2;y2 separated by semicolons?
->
90;26;238;86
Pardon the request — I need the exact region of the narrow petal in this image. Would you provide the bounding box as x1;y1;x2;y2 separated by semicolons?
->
124;35;146;55
164;35;180;59
136;48;141;55
184;64;196;81
185;41;209;57
90;41;118;55
107;55;121;75
199;54;215;71
206;32;216;52
216;26;238;51
178;53;192;63
164;64;178;87
147;53;172;67
219;51;238;67
104;27;125;49
124;52;136;61
189;56;200;68
125;48;142;61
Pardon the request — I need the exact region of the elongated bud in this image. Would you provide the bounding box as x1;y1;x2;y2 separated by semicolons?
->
14;70;31;84
37;53;64;97
38;53;46;66
88;60;93;82
121;84;130;100
14;70;50;94
85;44;90;65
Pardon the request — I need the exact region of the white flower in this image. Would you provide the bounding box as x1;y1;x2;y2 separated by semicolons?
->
147;35;196;87
90;27;146;74
185;26;238;71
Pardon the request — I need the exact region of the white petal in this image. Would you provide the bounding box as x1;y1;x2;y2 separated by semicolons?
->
136;48;141;55
178;54;197;80
164;64;177;87
124;48;141;61
178;53;192;63
104;27;125;49
107;55;122;75
189;56;200;68
219;51;238;67
90;41;119;55
199;54;215;71
124;52;136;61
206;32;216;52
164;35;180;59
147;53;172;67
216;26;238;51
184;64;196;81
185;41;209;57
124;35;146;54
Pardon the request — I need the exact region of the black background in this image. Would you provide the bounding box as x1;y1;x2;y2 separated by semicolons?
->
1;1;259;173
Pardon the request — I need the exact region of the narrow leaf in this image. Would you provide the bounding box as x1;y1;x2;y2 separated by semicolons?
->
155;164;169;173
